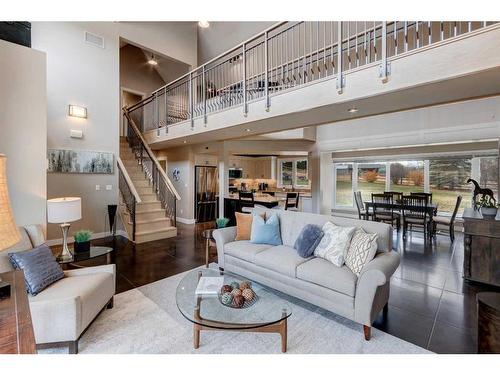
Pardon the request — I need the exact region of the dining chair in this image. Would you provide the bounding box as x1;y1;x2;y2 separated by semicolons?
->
384;191;403;202
284;192;300;211
372;193;400;231
402;195;432;239
238;191;255;213
433;195;462;242
410;192;433;204
354;191;372;220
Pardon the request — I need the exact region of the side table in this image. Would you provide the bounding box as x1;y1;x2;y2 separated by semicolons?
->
201;229;215;268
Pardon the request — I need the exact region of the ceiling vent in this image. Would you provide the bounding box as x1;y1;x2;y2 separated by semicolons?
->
84;31;105;49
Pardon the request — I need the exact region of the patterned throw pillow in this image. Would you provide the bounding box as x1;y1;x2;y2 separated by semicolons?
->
314;222;356;267
9;244;64;296
345;228;379;276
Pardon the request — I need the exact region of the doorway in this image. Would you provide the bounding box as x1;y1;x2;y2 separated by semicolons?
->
120;88;145;136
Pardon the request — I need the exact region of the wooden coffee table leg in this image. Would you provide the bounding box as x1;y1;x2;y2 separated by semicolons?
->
205;239;209;268
193;323;200;349
280;318;287;353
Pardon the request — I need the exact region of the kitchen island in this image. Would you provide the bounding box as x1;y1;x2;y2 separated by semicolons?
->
224;194;282;226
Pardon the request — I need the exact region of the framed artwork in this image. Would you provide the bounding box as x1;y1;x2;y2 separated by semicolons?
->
47;149;114;174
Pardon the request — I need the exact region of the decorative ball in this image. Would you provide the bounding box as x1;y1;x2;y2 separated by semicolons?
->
221;292;233;306
239;281;251;290
230;281;240;290
242;288;254;301
220;285;232;294
232;294;245;308
231;288;242;297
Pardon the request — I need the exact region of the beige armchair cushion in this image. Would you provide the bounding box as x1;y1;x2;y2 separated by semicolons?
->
29;264;115;344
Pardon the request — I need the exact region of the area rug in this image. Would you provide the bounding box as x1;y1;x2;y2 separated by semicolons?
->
41;266;430;354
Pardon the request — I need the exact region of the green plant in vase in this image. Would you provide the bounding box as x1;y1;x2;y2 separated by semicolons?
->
215;217;230;229
475;195;499;219
73;230;93;253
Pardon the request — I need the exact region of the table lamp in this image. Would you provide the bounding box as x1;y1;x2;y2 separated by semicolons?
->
47;197;81;260
0;154;21;298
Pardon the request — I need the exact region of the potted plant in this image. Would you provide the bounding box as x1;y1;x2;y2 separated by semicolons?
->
73;230;93;253
475;195;499;219
215;217;230;229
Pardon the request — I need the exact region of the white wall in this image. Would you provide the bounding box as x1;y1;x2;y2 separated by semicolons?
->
197;22;275;65
119;22;197;68
0;40;47;229
32;22;120;240
313;96;500;214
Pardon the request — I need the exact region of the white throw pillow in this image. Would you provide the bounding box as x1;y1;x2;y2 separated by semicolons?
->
314;222;356;267
345;228;379;276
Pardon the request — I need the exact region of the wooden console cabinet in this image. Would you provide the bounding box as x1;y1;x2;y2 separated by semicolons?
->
463;208;500;287
0;270;36;354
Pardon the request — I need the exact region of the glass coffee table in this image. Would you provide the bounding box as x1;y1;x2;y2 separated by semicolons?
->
176;268;292;352
56;246;115;265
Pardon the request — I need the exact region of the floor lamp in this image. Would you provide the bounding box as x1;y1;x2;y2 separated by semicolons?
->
0;154;21;297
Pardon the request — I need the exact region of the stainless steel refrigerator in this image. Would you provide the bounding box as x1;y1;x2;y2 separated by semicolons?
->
195;166;219;222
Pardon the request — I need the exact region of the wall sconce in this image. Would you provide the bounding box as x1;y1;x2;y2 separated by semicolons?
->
68;105;87;119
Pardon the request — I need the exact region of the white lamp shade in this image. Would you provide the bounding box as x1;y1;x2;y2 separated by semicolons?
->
47;197;82;223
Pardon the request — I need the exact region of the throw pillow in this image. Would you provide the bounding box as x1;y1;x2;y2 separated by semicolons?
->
345;228;379;276
9;244;64;296
314;222;356;267
294;224;324;258
235;212;265;241
250;213;282;246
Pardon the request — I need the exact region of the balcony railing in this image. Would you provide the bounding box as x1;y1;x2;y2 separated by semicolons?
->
126;21;496;135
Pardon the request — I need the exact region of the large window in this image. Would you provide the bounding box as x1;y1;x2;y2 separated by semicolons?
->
390;161;425;193
279;159;309;187
335;163;353;207
333;155;498;215
357;163;386;197
429;158;472;214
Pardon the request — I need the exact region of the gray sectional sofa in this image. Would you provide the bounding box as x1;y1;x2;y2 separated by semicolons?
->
213;209;400;340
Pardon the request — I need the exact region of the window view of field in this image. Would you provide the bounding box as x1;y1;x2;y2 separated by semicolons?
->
296;160;309;186
333;157;500;214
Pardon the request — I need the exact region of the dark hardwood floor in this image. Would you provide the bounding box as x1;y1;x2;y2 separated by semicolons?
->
63;222;499;354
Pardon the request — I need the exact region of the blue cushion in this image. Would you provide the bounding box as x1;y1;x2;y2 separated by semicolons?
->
293;224;324;258
9;244;64;296
250;213;282;246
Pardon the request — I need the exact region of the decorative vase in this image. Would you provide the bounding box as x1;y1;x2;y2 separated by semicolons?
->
74;240;90;253
481;207;498;219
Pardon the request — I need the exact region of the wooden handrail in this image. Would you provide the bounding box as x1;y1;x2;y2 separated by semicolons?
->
117;157;142;204
123;109;181;201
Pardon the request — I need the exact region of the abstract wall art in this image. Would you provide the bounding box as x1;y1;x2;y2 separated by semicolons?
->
47;149;114;174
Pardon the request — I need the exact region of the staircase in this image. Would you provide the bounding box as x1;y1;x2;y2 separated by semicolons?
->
118;112;180;244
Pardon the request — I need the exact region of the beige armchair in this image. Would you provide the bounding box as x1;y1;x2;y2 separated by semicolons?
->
0;225;115;354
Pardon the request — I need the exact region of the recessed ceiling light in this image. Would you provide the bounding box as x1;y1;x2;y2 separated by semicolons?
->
198;21;210;28
245;128;251;132
347;107;358;114
147;55;158;66
183;140;187;144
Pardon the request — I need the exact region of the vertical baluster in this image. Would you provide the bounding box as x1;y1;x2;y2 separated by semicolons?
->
202;66;207;124
428;21;432;45
323;22;327;75
404;21;408;52
394;21;398;55
189;72;193;128
364;21;368;65
336;21;343;93
380;22;388;83
316;21;320;77
468;21;471;33
454;21;457;37
167;86;168;134
304;22;308;83
242;43;247;115
264;31;270;110
347;22;351;70
331;21;335;74
355;22;358;68
440;22;444;42
416;21;420;48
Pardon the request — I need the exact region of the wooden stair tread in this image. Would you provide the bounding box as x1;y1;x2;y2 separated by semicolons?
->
135;227;176;235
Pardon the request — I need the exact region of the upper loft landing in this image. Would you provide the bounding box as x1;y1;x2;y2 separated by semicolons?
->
123;21;500;149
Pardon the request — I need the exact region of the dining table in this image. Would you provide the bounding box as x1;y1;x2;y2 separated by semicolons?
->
364;200;438;227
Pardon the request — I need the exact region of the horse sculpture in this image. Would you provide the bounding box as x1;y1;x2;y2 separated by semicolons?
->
467;178;496;210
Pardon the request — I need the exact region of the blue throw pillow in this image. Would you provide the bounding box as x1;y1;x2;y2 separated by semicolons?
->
250;213;282;246
9;244;64;296
294;224;324;258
